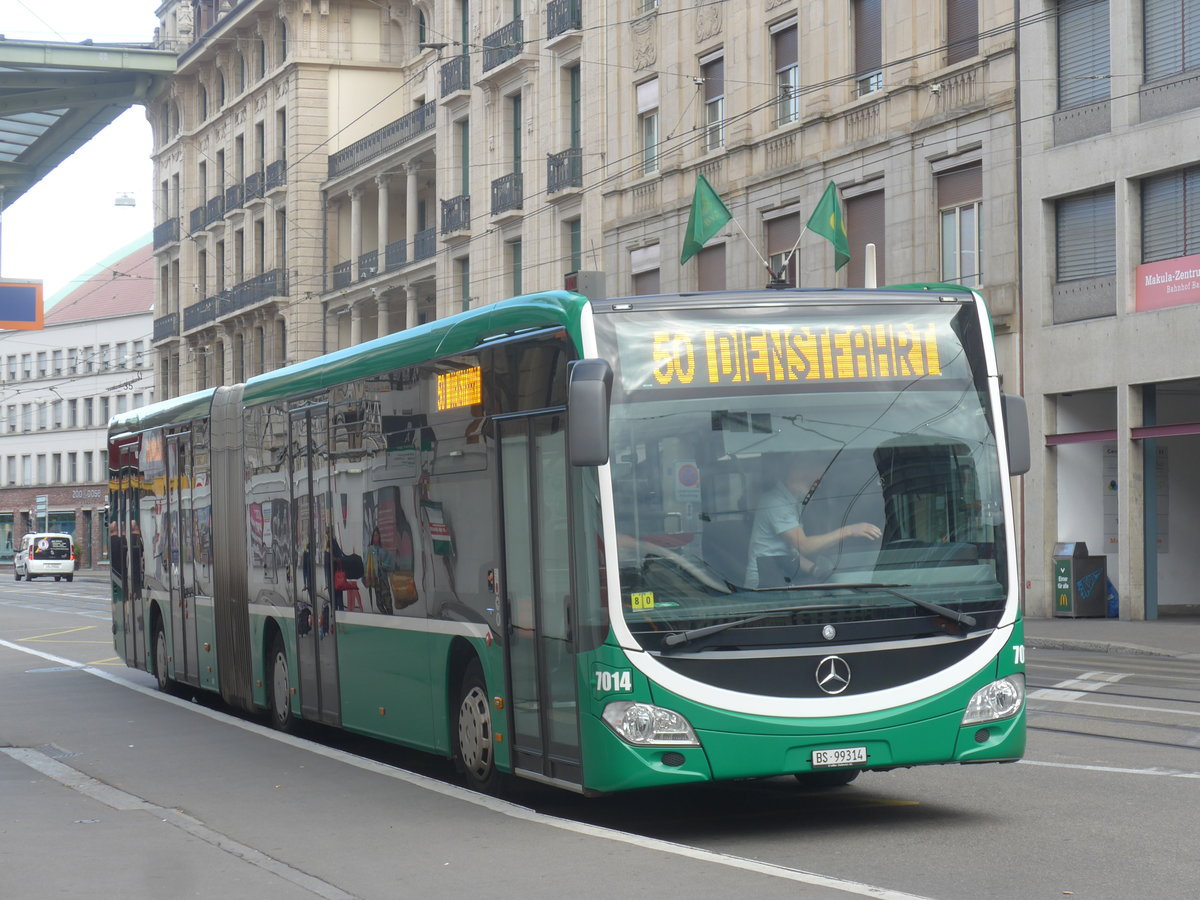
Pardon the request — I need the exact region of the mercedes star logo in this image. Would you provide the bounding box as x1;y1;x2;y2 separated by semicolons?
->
815;655;852;695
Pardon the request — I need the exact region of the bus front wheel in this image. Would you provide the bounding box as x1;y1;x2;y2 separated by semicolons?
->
454;659;498;793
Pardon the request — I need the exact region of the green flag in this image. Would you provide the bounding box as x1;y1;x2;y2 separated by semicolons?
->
806;181;850;271
680;174;732;265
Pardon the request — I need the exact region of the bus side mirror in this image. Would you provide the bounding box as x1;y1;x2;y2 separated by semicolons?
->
567;359;613;467
1002;393;1030;476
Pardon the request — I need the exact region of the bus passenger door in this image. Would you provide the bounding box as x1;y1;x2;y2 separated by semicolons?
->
290;405;341;726
112;442;139;665
499;413;582;787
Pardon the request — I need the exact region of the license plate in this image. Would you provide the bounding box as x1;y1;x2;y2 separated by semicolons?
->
811;746;867;768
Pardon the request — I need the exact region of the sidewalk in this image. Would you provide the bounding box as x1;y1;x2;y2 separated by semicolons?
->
1024;614;1200;660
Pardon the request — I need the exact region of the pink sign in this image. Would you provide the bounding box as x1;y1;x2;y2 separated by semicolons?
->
1136;253;1200;312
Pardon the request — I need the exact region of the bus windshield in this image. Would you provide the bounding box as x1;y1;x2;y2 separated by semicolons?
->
595;299;1009;651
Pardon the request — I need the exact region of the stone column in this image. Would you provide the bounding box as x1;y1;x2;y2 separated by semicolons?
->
350;302;362;346
377;289;391;337
376;174;390;261
406;291;418;330
406;163;419;251
349;186;363;280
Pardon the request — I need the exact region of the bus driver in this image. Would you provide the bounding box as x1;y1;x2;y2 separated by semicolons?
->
746;453;881;588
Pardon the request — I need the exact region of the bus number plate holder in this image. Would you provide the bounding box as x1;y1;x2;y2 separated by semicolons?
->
811;746;867;768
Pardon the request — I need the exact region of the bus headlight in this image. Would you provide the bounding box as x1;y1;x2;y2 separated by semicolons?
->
602;701;700;746
962;674;1025;725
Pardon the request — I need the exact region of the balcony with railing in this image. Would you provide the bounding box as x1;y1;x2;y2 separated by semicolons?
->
483;19;523;72
358;250;379;281
547;0;581;40
327;102;436;179
205;194;226;227
441;194;471;234
441;54;470;97
385;238;407;270
491;172;523;216
266;158;287;192
244;171;264;202
183;294;217;330
547;147;582;194
225;182;244;214
189;206;206;234
153;217;180;248
413;227;436;262
220;269;287;316
153;312;179;341
332;261;353;289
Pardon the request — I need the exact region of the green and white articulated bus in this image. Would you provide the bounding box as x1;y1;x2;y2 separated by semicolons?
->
108;287;1029;795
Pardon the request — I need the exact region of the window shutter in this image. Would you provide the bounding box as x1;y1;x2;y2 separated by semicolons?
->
947;0;980;64
1144;0;1181;79
766;214;801;257
854;0;883;74
937;164;983;209
1142;167;1200;263
697;245;726;291
846;191;886;287
1056;189;1116;280
1057;0;1110;108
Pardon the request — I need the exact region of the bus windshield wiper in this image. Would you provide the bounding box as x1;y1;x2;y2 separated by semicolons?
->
834;583;977;629
659;603;846;648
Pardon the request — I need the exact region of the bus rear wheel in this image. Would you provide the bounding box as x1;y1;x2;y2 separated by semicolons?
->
454;659;498;793
153;620;172;693
267;636;295;732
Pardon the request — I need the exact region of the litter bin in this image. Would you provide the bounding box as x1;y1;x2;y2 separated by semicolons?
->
1052;542;1107;617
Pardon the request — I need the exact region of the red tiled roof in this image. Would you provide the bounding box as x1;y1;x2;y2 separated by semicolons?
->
44;240;155;325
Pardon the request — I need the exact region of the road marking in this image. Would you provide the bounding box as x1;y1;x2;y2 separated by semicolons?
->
18;625;97;642
1;746;358;900
1020;759;1200;779
1028;671;1130;702
0;636;934;900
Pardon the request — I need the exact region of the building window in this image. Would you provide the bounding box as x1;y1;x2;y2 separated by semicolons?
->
701;53;725;151
1058;0;1110;109
36;351;46;377
52;454;62;484
68;453;77;483
52;349;63;375
696;244;726;291
854;0;884;95
22;455;31;485
630;244;661;296
846;190;887;286
508;239;523;296
37;402;47;430
84;451;93;482
1142;166;1200;263
773;20;799;125
100;396;110;423
84;398;94;427
938;164;983;286
5;404;14;433
947;0;980;64
52;399;62;428
20;403;31;432
21;353;31;378
637;79;659;175
457;256;471;311
68;399;78;427
5;355;14;379
36;455;46;484
1055;188;1116;281
767;213;801;286
566;218;582;274
1144;0;1200;80
640;0;660;12
9;457;17;485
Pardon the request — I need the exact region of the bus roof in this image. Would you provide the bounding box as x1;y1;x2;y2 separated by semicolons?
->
108;291;590;438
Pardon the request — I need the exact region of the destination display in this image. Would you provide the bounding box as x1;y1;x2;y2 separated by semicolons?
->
436;365;482;411
641;321;945;389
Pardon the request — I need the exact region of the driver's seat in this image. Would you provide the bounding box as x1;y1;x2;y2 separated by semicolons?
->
701;516;751;586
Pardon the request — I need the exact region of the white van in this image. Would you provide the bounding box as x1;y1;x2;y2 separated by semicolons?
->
14;532;75;582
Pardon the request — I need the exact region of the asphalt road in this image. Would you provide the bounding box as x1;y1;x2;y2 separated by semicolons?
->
1;579;1197;899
